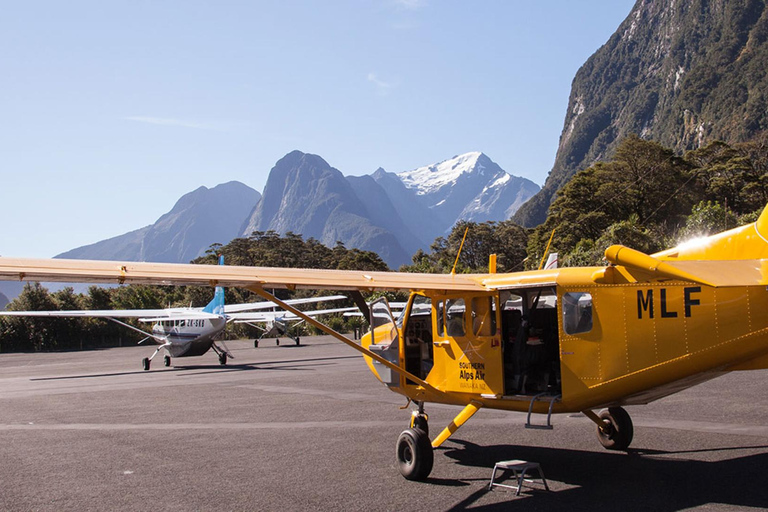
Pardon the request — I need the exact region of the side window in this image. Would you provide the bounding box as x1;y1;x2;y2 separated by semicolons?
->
436;300;445;337
471;296;497;337
446;298;466;337
562;292;593;335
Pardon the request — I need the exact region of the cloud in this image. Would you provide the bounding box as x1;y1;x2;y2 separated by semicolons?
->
124;116;220;130
367;73;398;95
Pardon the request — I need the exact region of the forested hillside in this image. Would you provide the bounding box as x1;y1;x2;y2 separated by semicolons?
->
516;0;768;227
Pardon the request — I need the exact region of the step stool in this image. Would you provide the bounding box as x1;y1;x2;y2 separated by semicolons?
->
488;459;550;496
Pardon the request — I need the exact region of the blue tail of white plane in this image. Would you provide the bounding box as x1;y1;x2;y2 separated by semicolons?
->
202;255;225;316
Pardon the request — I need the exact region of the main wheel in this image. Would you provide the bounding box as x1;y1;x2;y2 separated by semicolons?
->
276;339;280;346
163;355;171;367
254;340;259;348
219;352;228;366
396;428;433;481
597;407;634;450
142;357;150;371
295;337;300;346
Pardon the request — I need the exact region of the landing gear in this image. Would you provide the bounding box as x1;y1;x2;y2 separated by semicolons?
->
295;337;301;346
396;428;433;481
218;352;228;366
596;407;634;450
142;357;150;371
410;402;429;436
254;340;259;348
276;339;280;346
412;415;429;435
163;355;171;367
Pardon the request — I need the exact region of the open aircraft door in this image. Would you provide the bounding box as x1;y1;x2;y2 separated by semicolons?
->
423;293;504;397
366;297;402;388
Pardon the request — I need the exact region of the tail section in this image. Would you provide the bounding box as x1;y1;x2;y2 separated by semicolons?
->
654;203;768;262
203;255;225;315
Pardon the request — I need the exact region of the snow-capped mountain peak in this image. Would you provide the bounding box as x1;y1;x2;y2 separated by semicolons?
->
393;151;540;232
397;151;486;196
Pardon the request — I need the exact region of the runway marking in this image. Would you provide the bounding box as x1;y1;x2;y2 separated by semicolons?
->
632;417;768;438
0;421;405;430
1;416;767;437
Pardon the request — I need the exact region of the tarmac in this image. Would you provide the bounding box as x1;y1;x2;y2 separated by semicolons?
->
1;335;768;511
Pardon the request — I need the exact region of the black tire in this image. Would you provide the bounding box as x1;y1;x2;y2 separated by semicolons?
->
219;353;227;366
163;355;171;367
295;337;300;346
412;415;429;436
142;358;150;371
597;407;634;450
276;339;280;346
254;340;259;348
396;428;433;481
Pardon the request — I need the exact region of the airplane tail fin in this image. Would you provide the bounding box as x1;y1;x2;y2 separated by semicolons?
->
202;255;225;315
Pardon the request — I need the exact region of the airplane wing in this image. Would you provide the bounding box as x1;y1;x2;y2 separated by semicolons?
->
0;257;488;292
222;294;348;313
0;308;221;320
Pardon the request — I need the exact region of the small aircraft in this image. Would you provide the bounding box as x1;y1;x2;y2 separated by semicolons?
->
230;306;359;347
0;256;349;370
3;205;768;481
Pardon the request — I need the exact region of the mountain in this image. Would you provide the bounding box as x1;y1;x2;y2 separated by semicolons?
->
239;150;539;268
49;150;537;273
397;152;539;232
514;0;768;227
58;181;260;263
239;151;413;267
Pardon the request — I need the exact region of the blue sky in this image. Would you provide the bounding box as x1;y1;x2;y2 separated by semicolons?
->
0;0;635;258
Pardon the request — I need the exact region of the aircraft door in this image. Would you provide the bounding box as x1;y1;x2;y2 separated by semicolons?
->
403;294;434;381
367;297;401;388
428;294;504;396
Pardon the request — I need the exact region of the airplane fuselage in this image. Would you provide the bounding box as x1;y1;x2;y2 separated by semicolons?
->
363;269;768;416
152;317;227;358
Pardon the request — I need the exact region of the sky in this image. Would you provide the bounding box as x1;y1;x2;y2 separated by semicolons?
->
0;0;636;258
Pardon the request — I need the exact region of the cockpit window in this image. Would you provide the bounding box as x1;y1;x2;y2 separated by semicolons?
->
562;292;593;335
471;296;497;337
445;298;465;337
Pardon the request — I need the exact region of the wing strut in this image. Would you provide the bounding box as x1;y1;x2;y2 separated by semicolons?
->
104;317;165;343
431;400;483;448
247;286;444;396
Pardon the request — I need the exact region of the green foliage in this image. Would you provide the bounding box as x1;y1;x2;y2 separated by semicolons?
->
529;135;768;268
401;220;529;274
677;200;741;241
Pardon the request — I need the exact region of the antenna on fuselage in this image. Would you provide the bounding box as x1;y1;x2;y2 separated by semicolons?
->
538;229;556;270
451;226;470;275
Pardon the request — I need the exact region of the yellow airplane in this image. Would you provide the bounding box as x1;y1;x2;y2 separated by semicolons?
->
3;204;768;481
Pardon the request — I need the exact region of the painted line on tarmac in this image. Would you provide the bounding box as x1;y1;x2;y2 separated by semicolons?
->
0;421;406;431
632;417;768;438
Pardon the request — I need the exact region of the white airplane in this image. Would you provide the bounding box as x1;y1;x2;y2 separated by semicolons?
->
0;257;350;370
230;306;359;347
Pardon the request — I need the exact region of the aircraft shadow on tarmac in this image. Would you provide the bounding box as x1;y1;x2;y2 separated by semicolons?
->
29;355;359;380
438;439;768;511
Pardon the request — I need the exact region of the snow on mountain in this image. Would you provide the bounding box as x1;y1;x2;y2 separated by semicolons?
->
396;152;540;232
398;152;488;196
